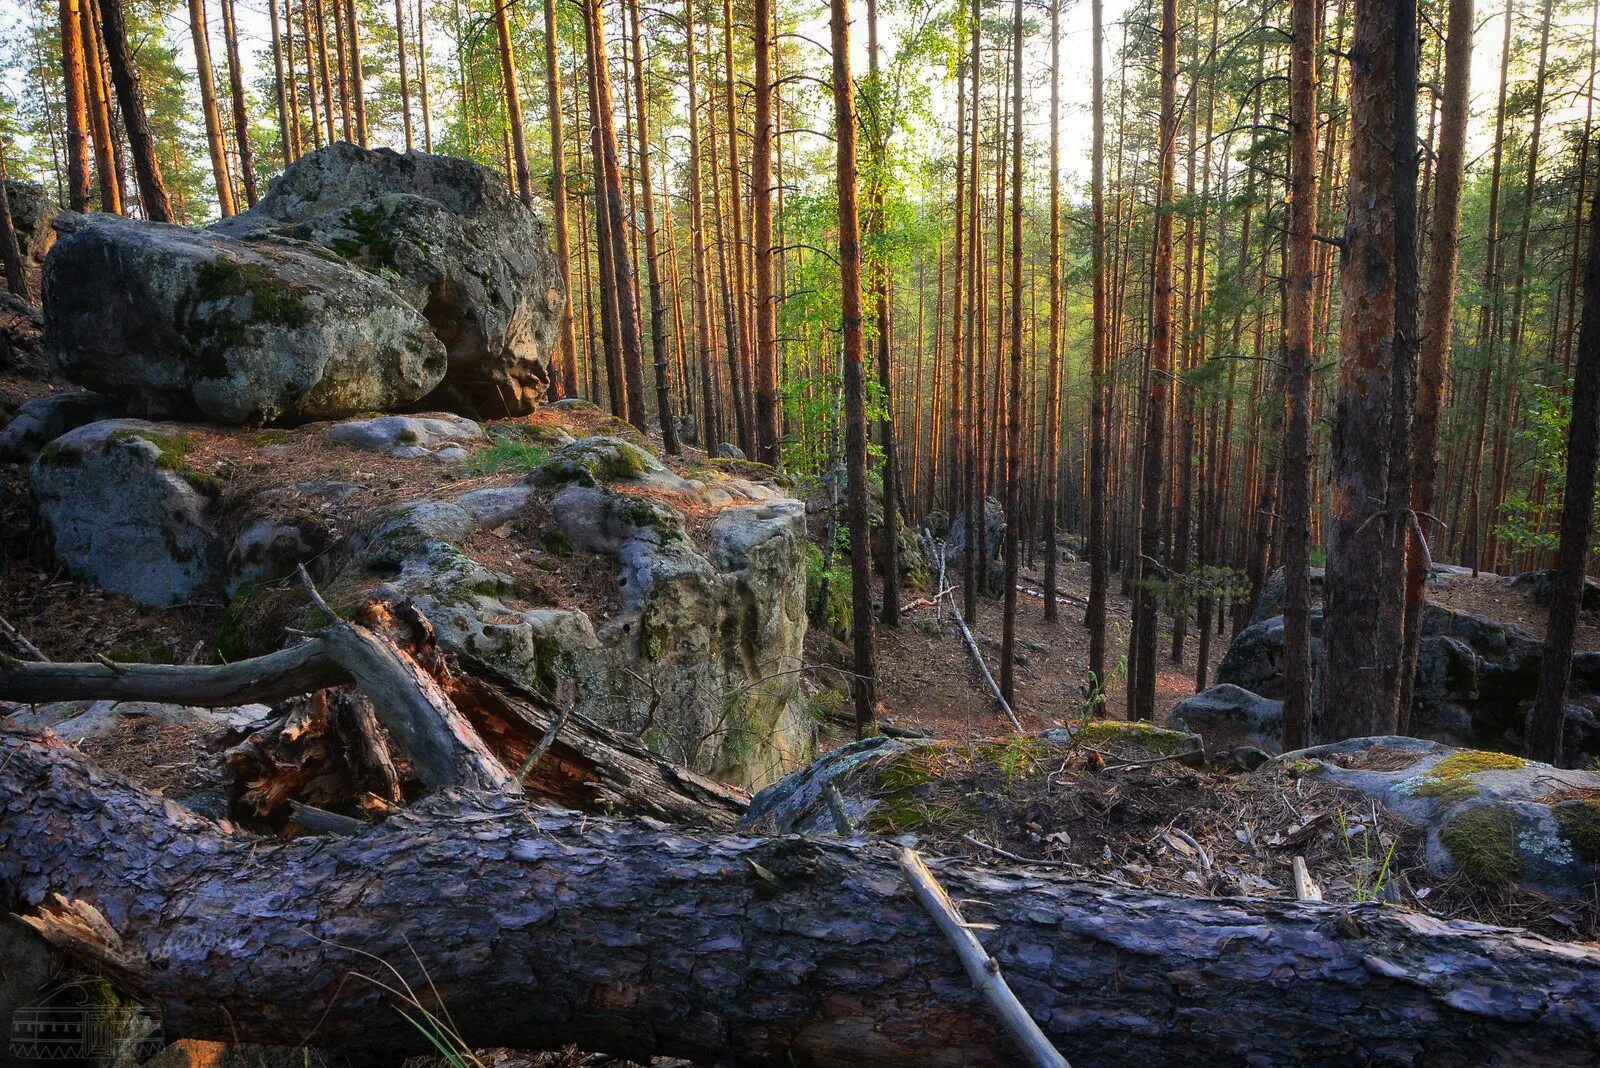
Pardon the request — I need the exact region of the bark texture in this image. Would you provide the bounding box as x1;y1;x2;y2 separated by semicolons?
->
4;731;1600;1067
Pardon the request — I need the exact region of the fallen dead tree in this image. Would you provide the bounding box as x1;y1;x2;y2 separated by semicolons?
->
0;585;747;827
3;730;1598;1067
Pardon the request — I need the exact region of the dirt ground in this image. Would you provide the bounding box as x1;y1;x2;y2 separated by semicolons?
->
808;557;1207;746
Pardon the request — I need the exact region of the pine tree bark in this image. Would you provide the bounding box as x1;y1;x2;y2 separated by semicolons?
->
1282;0;1319;750
998;0;1024;702
682;6;722;450
587;0;649;434
495;0;531;204
629;0;678;453
831;0;876;736
79;0;121;212
1527;182;1600;765
865;0;900;627
218;0;258;206
1324;0;1401;739
544;0;579;399
58;0;93;212
189;0;236;216
268;0;293;166
1042;0;1062;624
95;0;173;222
1129;0;1178;721
7;732;1600;1066
752;0;779;465
394;0;414;149
1087;0;1109;683
0;142;27;296
346;0;367;146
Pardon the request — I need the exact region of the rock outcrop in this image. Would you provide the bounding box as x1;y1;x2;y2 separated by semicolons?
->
1207;604;1600;764
6;178;57;264
321;439;812;787
44;215;446;424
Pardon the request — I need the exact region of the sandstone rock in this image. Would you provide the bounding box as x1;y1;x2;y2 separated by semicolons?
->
1507;568;1600;612
1278;736;1600;901
214;144;563;417
44;215;445;424
326;412;485;459
714;442;746;459
0;389;118;461
31;420;217;606
1168;683;1285;752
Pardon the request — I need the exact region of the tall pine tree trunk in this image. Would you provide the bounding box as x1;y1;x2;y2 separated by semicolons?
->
58;0;92;212
628;0;677;452
1129;0;1178;721
1282;0;1319;749
999;0;1024;701
96;0;172;222
495;0;531;204
219;0;258;205
1527;179;1600;765
190;0;236;215
831;0;876;734
544;0;579;398
752;0;779;465
1324;0;1401;739
1087;0;1109;683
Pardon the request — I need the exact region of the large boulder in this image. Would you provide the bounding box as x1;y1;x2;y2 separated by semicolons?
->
214;144;563;417
1279;736;1600;901
44;214;445;424
30;420;218;606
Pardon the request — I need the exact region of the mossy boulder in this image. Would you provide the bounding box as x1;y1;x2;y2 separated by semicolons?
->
0;390;119;462
212;143;564;418
30;419;219;606
44;214;445;425
1276;736;1600;899
326;412;485;459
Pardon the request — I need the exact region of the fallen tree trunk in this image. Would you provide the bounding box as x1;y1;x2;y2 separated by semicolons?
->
4;730;1598;1067
0;600;745;826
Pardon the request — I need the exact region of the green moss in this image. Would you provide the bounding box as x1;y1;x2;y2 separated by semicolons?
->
978;735;1051;785
35;440;80;466
327;204;402;267
1071;719;1198;757
1553;799;1600;863
875;744;947;792
539;526;573;558
1440;804;1525;885
189;254;311;374
617;494;683;540
1410;751;1527;802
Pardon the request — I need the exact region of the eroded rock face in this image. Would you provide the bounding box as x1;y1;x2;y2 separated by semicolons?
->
1279;737;1600;901
44;215;445;424
30;420;218;606
214;144;563;417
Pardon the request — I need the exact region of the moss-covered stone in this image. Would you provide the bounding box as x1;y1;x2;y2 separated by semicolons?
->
533;437;660;488
1070;719;1198;758
191;255;311;371
1440;804;1524;885
1410;750;1528;802
1553;799;1600;863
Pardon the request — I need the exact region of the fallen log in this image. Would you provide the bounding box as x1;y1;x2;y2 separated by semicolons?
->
0;600;744;826
4;730;1599;1067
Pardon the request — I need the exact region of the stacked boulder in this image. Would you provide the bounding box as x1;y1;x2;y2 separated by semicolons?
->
44;144;562;424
